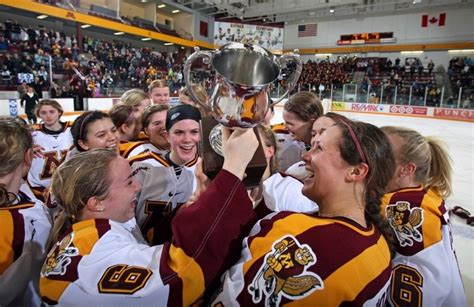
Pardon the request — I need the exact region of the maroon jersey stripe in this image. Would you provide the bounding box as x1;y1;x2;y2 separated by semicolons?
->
10;209;25;262
341;265;392;306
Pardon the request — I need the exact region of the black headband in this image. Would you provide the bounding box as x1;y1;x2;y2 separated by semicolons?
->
165;105;201;131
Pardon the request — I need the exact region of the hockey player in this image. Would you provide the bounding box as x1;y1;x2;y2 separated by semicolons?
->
129;105;201;243
27;99;73;202
0;117;51;306
381;126;466;306
69;111;121;158
213;115;395;305
276;91;323;172
149;79;170;106
40;126;259;305
123;104;170;159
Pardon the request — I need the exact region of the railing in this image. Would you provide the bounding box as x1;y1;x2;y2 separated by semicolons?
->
281;83;473;109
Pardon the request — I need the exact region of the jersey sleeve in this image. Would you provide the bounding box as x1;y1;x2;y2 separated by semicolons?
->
262;173;318;213
42;169;256;306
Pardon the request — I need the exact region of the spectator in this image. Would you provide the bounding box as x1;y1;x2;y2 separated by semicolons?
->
1;65;12;86
20;86;40;124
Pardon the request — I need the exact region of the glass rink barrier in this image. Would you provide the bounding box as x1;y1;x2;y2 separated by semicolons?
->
282;82;473;109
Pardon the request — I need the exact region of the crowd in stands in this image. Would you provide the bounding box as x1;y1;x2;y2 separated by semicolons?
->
0;20;187;103
448;56;474;107
0;18;473;108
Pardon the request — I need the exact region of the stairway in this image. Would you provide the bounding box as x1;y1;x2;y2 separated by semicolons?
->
352;71;366;85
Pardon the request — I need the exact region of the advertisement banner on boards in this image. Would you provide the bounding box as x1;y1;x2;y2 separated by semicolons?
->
214;22;283;51
9;99;18;117
434;108;474;121
390;105;428;115
331;101;346;111
350;103;385;113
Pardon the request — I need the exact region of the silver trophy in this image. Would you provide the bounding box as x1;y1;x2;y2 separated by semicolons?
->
183;43;302;185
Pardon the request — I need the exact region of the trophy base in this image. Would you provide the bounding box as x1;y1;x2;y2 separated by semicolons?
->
199;117;267;187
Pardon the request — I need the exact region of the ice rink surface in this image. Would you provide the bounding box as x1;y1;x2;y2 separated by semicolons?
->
273;107;473;304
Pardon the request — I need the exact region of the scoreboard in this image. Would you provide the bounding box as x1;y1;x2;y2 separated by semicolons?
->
337;32;396;45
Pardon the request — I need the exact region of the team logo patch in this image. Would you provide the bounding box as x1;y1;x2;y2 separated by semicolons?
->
386;201;424;247
41;233;79;276
248;235;323;306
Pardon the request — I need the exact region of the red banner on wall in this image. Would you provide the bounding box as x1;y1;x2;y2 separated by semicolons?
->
390;105;427;115
434;108;474;121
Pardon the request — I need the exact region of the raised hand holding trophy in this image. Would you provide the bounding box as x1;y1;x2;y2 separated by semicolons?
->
183;43;302;186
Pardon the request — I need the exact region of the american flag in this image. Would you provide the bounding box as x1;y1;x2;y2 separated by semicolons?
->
298;24;317;37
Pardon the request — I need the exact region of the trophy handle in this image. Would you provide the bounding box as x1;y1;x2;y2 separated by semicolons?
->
183;47;214;112
270;50;303;106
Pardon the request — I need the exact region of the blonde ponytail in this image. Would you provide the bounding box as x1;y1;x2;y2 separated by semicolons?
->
426;137;452;198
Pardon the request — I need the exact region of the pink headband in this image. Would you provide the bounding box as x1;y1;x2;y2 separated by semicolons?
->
340;120;367;164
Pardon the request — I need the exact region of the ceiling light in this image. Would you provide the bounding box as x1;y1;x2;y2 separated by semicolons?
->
158;4;166;8
309;12;315;16
448;49;474;53
315;53;332;57
114;32;125;36
329;8;335;13
141;37;152;41
164;42;174;46
141;0;147;2
172;9;180;13
81;24;91;29
400;51;423;54
37;15;48;19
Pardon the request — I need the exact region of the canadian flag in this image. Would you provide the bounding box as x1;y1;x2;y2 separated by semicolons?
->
422;13;446;27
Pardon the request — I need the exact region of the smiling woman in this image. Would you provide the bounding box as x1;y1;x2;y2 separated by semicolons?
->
128;104;202;243
212;114;397;305
26;99;74;202
40;126;260;305
69;111;120;157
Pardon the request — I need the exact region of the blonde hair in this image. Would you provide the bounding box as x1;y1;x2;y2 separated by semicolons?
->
50;149;117;244
148;79;169;92
120;89;149;108
382;126;452;198
256;124;278;175
0;117;32;206
35;99;64;117
179;85;208;105
0;117;32;177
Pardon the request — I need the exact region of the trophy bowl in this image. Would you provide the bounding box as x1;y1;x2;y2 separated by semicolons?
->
184;43;302;185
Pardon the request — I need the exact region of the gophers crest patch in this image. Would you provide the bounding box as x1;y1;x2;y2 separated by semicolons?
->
248;235;323;306
386;201;424;247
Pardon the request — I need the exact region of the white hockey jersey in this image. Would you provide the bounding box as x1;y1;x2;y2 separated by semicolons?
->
0;185;52;307
129;151;198;242
121;141;168;159
262;172;318;214
271;123;307;173
39;170;256;306
27;123;73;201
382;186;466;306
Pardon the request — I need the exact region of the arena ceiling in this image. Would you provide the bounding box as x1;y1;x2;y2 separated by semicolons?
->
167;0;474;25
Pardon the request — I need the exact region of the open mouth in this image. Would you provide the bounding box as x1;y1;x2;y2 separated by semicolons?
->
106;143;117;151
179;144;195;154
303;167;314;184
